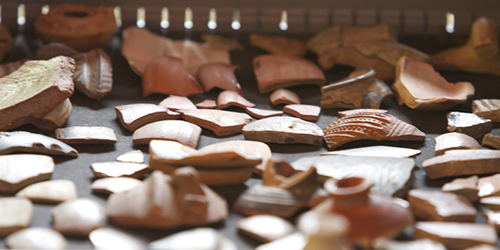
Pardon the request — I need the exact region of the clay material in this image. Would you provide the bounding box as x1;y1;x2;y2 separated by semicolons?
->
32;98;73;131
473;99;500;122
91;177;143;196
298;211;353;250
5;227;67;250
202;33;245;51
180;109;252;137
447;111;493;141
408;189;476;222
115;103;179;132
217;90;255;109
90;162;150;179
149;227;237;250
283;104;321;121
270;88;300;106
373;238;446;250
485;210;500;235
196;100;217;109
35;42;79;60
255;233;306;250
132;120;202;147
116;150;144;164
16;179;77;204
434;132;481;155
478;174;500;198
0;25;13;62
158;95;197;111
483;134;500;149
481;197;500;210
90;228;147;250
320;145;421;158
245;107;283;119
0;198;33;237
52;198;106;237
0;131;78;157
0;154;55;194
442;175;479;202
237;215;293;242
250;33;307;57
73;48;112;100
55;126;117;144
197;62;242;94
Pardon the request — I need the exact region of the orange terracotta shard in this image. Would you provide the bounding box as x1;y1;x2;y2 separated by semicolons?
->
180;109;252;137
158;95;196;111
245;107;283;119
115;103;179;132
270;89;300;106
195;100;217;109
132;120;202;148
217;90;255;109
196;62;242;94
201;33;245;52
283;104;321;121
250;33;307;57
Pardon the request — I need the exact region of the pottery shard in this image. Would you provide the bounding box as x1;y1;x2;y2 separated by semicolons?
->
90;228;147;250
483;134;500;149
485;210;500;235
0;25;13;62
115;103;179;132
142;56;204;97
320;145;421;158
245;107;283;119
0;56;75;131
33;98;73;131
237;215;294;242
107;168;228;229
91;177;143;195
16;179;77;204
0;60;26;77
270;88;300;106
217;90;255;109
434;132;481;155
465;245;500;250
323;109;426;150
478;174;500;198
5;227;67;250
0;131;78;157
442;175;479;202
473;99;500;122
283;104;321;121
321;69;392;109
202;33;245;51
422;149;500;179
243;117;324;146
117;150;144;164
55;126;117;144
52;198;106;237
91;162;150;179
159;95;197;111
408;189;476;222
0;154;55;194
72;48;112;100
250;33;308;57
180;109;252;137
291;155;415;197
373;238;447;250
0;198;33;237
196;100;217;109
197;62;242;94
255;233;306;250
35;42;79;60
481;197;500;210
414;222;497;250
447;111;493;141
132;120;202;147
253;55;326;93
149;227;237;250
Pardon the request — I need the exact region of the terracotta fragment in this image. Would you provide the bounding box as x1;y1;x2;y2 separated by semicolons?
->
323;109;426;150
243;117;324;146
52;198;106;237
447;111;493;141
408;189;476;222
434;132;481;155
320;145;421;158
117;150;144;163
480;197;500;210
72;48;113;100
201;33;245;51
180;109;252;136
422;149;500;179
0;131;78;157
35;42;79;60
196;62;242;94
245;107;283;119
158;95;197;111
373;238;447;250
393;57;474;111
298;211;353;250
414;222;497;250
0;198;33;237
132;120;201;147
473;99;500;122
321;69;392;109
483;134;500;149
16;179;77;204
0;154;55;194
196;100;217;109
115;103;179;132
55;126;117;144
0;25;13;62
107;168;228;229
270;88;300;105
5;227;67;250
0;56;75;131
237;215;293;242
485;210;500;235
283;104;321;121
255;233;306;250
442;175;479;202
250;33;308;57
142;56;204;97
0;60;26;77
478;174;500;198
90;162;150;178
253;55;326;93
217;90;255;109
32;98;73;131
149;228;237;250
90;228;146;250
91;177;142;195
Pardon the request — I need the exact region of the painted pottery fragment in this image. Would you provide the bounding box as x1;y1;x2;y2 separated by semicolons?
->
408;189;476;222
473;99;500;122
117;150;144;163
250;33;307;57
91;177;142;196
270;88;300;106
217;90;255;109
237;215;293;242
297;211;353;250
0;56;75;131
253;55;326;93
434;132;481;155
149;227;237;250
32;98;73;131
283;104;321;121
447;111;493;141
414;222;497;250
0;198;33;237
201;33;245;51
180;109;252;136
320;145;420;158
321;69;392;109
483;134;500;149
16;179;77;204
442;175;479;202
323;109;425;150
478;174;500;198
0;131;77;157
196;62;242;94
107;168;228;229
245;107;283;119
115;103;179;132
373;238;446;250
0;60;26;77
0;154;54;194
0;24;12;62
55;126;117;144
52;198;106;237
35;42;78;60
196;100;217;109
485;210;500;235
5;227;67;250
72;48;112;99
255;233;306;250
132;120;201;147
89;228;147;250
480;197;500;210
393;57;474;111
159;95;197;111
422;149;500;179
90;162;150;178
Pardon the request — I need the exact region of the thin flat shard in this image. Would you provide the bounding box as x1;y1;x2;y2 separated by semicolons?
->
132;120;202;148
90;228;147;250
483;134;500;149
447;111;492;141
473;99;500;122
408;189;476;222
181;109;252;137
5;228;66;250
246;107;283;119
197;62;242;94
159;95;197;111
283;104;321;121
149;228;236;250
250;33;307;57
91;177;143;195
217;90;255;109
117;150;144;164
478;174;500;198
55;126;117;144
373;238;447;250
52;198;106;237
0;131;78;157
15;179;77;204
115;103;180;132
0;154;55;194
270;88;300;106
32;98;73;131
73;48;113;100
237;215;293;243
90;162;150;178
320;145;420;158
434;132;481;155
196;100;217;109
0;198;33;237
442;176;479;202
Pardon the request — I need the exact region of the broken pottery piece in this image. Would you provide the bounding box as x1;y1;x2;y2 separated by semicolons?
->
196;62;242;94
107;168;228;229
180;109;252;136
0;131;78;157
292;155;415;197
298;211;353;250
321;69;393;109
55;126;117;144
373;238;447;250
478;174;500;198
196;100;217;109
16;179;77;204
392;57;474;111
0;154;55;194
142;56;204;97
237;215;294;242
465;245;500;250
414;222;497;250
323;109;426;150
422;149;500;179
149;228;237;250
201;33;245;51
408;189;476;222
217;90;255;109
115;103;179;132
0;56;75;131
434;132;481;155
52;198;106;237
250;33;308;57
283;104;321;121
485;210;500;235
483;134;500;149
35;42;79;60
132;120;202;147
442;175;479;202
5;227;67;250
473;99;500;122
480;197;500;210
255;233;306;250
90;228;147;250
320;145;421;158
270;88;301;106
32;98;73;131
159;95;197;111
0;60;26;77
117;150;144;163
72;48;113;100
245;107;283;119
253;55;326;93
447;111;493;141
90;162;150;178
243;117;324;146
0;198;33;237
91;177;143;196
0;25;13;62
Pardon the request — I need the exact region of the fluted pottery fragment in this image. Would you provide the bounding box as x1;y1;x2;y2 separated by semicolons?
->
0;25;13;62
434;132;481;155
447;112;493;141
180;109;252;136
55;126;117;144
0;131;78;157
392;57;474;111
473;99;500;122
115;103;180;132
483;134;500;149
132;120;202;147
196;62;242;94
158;95;197;111
442;175;479;202
408;189;476;222
270;88;301;105
250;33;308;57
72;48;112;100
